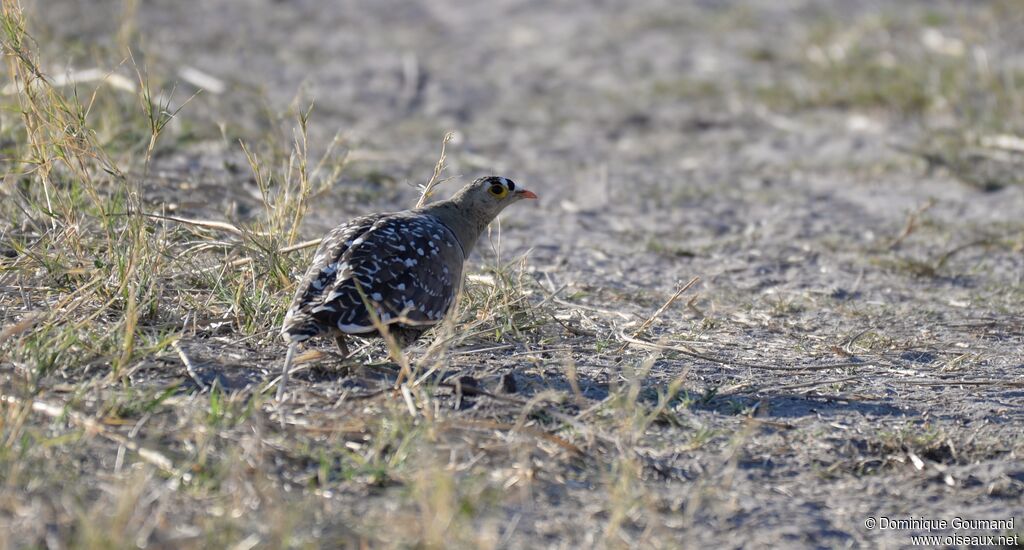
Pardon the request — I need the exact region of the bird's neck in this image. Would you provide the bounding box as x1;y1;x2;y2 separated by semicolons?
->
421;199;491;257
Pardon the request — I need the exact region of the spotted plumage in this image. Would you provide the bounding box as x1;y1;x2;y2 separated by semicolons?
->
276;176;537;399
283;212;464;343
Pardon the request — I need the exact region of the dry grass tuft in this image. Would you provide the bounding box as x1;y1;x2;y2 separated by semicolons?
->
2;1;1023;547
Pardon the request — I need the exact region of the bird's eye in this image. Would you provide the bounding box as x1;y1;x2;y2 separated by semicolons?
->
488;184;508;198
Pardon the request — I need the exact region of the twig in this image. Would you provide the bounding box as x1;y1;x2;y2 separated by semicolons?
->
142;212;245;236
552;297;634;320
617;331;869;372
509;347;574;357
0;393;176;474
0;311;46;346
416;132;455;208
887;199;936;250
717;376;1024;398
172;340;208;390
719;376;862;396
616;276;700;353
450;344;516;356
400;384;418;417
890;378;1024;388
933;237;998;270
979;133;1024;154
0;66;137;95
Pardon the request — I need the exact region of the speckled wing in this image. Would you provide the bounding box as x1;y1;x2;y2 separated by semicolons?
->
281;214;382;342
281;212;465;341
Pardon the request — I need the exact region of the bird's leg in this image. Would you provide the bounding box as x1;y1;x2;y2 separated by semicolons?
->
334;334;351;358
276;341;298;401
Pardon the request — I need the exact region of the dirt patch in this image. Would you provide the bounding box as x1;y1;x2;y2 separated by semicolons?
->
2;0;1023;548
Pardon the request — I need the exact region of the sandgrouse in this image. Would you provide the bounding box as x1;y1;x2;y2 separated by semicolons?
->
277;176;537;399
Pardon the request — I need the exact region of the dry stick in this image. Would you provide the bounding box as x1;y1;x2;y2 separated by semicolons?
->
449;344;516;356
399;384;418;417
416;131;455;208
619;334;1021;393
887;199;936;250
141;212;245;236
617;331;867;372
172;340;211;391
712;372;1023;398
933;237;998;271
142;211;322;270
0;393;176;474
892;379;1024;388
718;375;862;397
0;311;47;346
553;297;634;320
615;276;700;353
534;281;569;309
510;347;574;357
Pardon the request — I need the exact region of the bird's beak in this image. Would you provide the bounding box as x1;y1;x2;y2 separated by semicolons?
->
515;189;538;200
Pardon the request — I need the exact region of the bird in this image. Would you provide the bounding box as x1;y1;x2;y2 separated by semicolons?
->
276;176;537;399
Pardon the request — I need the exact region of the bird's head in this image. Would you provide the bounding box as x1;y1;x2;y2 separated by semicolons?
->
424;175;537;255
450;175;537;221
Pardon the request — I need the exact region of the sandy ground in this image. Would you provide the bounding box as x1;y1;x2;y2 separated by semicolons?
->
14;0;1024;547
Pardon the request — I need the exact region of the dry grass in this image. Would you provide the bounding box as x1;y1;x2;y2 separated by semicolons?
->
2;1;1023;548
0;5;695;545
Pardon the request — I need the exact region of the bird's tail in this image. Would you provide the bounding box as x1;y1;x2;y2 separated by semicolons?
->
276;340;298;401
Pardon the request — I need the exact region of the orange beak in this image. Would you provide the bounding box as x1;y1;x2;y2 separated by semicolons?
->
516;189;538;199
